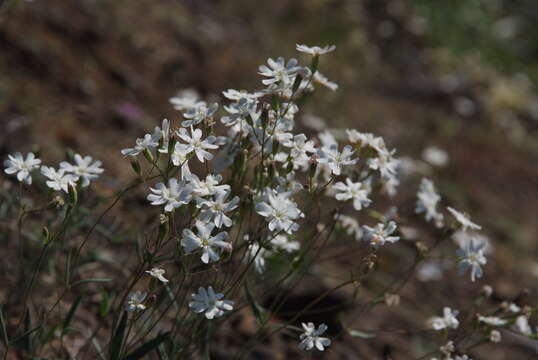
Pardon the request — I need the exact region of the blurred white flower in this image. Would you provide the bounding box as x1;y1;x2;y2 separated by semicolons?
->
447;207;482;232
145;267;169;283
158;118;170;154
181;103;219;128
299;322;331;351
478;316;507;326
362;221;400;247
514;315;532;335
457;238;487;282
335;214;363;241
422;146;449;167
126;291;147;312
333;178;371;211
429;307;459;330
416;178;444;227
296;44;336;56
4;152;41;184
60;154;103;187
270;234;300;252
189;286;234;320
169;89;203;111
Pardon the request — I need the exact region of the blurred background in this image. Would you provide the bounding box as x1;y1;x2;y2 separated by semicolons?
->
1;0;537;358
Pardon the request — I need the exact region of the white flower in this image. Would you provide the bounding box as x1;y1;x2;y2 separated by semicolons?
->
245;242;269;274
189;286;234;320
429;307;459;330
346;130;384;151
126;291;146;312
222;89;263;101
176;127;219;163
147;178;192;212
298;322;331;351
317;144;357;176
270;234;300;252
313;71;338;91
197;190;239;228
367;147;399;179
158;118;170;154
181;221;230;264
4;152;41;184
121;127;161;157
169;89;203;111
221;98;259;127
447;207;482;232
40;166;76;193
362;221;400;247
514;315;532;335
454;355;472;360
416;178;444;226
59;154;103;187
457;237;487;282
422;146;449;167
258;57;302;94
478;316;507;326
490;330;502;343
181;102;218;128
333;178;371;211
335;214;363;241
145;267;169;283
255;190;304;234
170;144;191;180
296;44;336;56
188;173;230;198
282;134;316;170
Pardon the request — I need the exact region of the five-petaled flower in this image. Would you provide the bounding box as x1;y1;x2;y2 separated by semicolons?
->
299;322;331;351
4;152;42;184
189;286;234;320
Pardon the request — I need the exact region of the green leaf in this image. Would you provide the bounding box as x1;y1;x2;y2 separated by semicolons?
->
244;282;268;325
99;292;111;318
349;329;376;339
70;278;112;287
0;305;8;346
62;295;81;332
110;311;128;360
123;331;170;360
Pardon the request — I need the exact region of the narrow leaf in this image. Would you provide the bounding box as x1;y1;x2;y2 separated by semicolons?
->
70;278;112;287
110;311;128;360
349;329;376;339
62;295;81;331
244;282;268;325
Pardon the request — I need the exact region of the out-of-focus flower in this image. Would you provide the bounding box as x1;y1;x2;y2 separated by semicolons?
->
422;146;449;167
189;286;233;319
478;316;507;326
429;307;459;330
447;207;482;232
145;267;169;283
296;44;336;56
60;154;103;187
126;291;147;312
333;178;371;211
416;178;444;227
298;322;331;351
457;238;487;282
362;221;400;247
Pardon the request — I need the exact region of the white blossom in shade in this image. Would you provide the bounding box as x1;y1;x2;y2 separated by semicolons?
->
181;221;230;264
457;238;487;282
258;57;302;93
170;144;191;180
270;234;300;252
176;127;218;163
416;260;449;282
188;173;230;198
298;323;331;351
416;178;444;226
296;44;336;56
362;221;399;247
332;178;371;211
147;178;192;212
126;291;147;312
197;190;240;228
429;307;459;330
514;315;532;335
221;98;259;127
454;355;472;360
222;89;263;101
121;127;161;157
490;330;502;343
4;152;41;184
145;267;169;283
346;130;385;152
40;166;76;193
255;190;304;234
335;214;363;241
59;154;104;187
316;144;357;176
447;207;482;232
169;89;203;111
478;316;507;326
452;231;493;255
245;242;269;274
181;102;219;128
381;175;400;198
313;71;338;91
158;118;170;154
367;148;399;179
282;134;317;170
189;286;234;320
276;173;304;194
422;146;449;167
